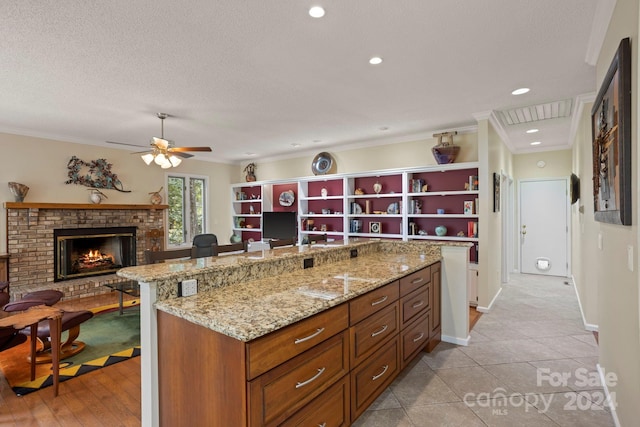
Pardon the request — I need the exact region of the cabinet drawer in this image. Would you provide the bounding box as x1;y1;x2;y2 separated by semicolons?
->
247;303;348;379
349;281;399;326
350;302;399;367
401;311;430;368
281;375;350;427
248;331;349;427
400;285;430;327
399;266;431;297
350;335;399;421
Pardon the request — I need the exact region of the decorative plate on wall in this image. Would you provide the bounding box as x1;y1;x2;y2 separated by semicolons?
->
278;190;295;207
311;152;335;175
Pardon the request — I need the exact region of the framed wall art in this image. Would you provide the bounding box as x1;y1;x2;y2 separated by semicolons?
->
591;37;632;225
493;172;500;212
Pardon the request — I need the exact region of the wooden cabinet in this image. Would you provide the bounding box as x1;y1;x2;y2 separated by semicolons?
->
247;304;348;379
248;331;350;426
281;376;350;427
428;262;442;352
158;262;441;426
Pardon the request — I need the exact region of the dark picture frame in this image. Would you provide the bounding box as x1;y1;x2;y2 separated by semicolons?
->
591;37;632;225
493;172;500;212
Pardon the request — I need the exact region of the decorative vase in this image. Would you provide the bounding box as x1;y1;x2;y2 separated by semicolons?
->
230;234;241;244
89;189;106;204
149;187;163;205
431;131;460;164
8;182;29;202
435;225;447;236
373;181;382;194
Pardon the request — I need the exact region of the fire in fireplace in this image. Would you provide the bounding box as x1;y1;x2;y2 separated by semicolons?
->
54;227;137;281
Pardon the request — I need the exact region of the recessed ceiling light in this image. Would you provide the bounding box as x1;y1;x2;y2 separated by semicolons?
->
291;143;301;148
526;128;539;134
309;6;325;18
245;152;256;156
312;139;322;143
530;141;541;146
512;87;530;95
369;56;383;65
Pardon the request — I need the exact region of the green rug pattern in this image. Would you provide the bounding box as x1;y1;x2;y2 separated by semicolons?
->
12;305;141;396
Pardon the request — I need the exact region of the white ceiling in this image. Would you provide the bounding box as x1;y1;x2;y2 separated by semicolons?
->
1;1;608;164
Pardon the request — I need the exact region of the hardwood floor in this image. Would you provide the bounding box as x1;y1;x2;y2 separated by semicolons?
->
469;305;482;330
0;292;141;426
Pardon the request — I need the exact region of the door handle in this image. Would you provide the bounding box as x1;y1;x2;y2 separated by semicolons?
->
521;225;527;236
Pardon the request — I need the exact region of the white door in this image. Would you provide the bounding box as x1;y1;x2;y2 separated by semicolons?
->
519;179;569;276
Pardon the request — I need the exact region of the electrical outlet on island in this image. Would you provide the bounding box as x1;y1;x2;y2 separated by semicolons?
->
181;279;198;297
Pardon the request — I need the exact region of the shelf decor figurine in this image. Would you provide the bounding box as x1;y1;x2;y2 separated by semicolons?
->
435;225;447;236
373;181;382;194
149;187;163;205
8;182;29;202
431;131;460;164
88;188;107;204
244;163;256;182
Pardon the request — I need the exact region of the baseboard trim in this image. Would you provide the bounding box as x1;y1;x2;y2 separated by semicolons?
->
571;275;599;332
476;287;502;313
597;363;621;427
442;334;470;346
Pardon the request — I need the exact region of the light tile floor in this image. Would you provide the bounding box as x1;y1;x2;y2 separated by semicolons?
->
353;273;615;427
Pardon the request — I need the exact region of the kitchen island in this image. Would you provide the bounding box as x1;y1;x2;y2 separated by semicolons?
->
118;239;470;426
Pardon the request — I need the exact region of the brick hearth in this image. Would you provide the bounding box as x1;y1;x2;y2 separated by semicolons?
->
5;203;167;301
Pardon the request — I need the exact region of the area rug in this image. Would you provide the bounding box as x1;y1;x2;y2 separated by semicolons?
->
0;301;140;396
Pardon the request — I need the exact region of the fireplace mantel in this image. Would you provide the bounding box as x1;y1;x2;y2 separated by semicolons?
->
4;202;168;210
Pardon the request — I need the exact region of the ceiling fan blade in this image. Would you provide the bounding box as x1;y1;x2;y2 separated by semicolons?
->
106;140;148;148
173;152;194;159
169;146;213;153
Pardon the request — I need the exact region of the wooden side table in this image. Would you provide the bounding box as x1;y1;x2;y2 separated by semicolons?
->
0;305;63;396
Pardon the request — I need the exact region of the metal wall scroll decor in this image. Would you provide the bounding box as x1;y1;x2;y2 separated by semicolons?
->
65;156;131;192
591;37;631;225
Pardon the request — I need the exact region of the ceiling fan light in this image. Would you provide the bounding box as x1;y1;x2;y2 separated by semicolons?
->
154;153;167;166
141;153;155;165
168;155;182;167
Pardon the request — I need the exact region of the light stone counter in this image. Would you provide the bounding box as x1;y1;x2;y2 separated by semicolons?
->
154;250;440;342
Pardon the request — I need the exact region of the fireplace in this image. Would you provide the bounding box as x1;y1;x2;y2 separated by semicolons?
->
54;227;137;282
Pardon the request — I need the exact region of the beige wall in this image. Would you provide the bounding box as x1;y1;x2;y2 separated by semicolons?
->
512;150;572;180
243;132;478;182
571;0;640;424
474;119;513;309
0;132;237;252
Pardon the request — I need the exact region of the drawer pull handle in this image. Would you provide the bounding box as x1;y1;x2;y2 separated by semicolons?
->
294;327;325;344
412;300;424;309
296;367;326;389
371;295;388;306
372;365;389;381
411;277;424;284
413;332;425;342
371;324;388;337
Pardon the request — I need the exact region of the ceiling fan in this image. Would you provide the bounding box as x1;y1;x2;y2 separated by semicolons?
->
107;113;212;168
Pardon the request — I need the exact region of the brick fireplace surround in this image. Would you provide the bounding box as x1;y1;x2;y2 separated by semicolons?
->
5;202;167;301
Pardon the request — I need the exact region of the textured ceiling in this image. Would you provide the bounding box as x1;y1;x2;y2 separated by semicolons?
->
0;1;604;163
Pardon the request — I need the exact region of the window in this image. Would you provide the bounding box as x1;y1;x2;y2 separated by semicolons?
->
167;174;208;247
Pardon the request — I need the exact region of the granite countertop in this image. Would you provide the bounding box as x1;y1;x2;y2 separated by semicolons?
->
154;250;440;342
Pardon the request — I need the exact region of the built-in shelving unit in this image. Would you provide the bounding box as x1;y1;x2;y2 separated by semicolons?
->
230;162;480;261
